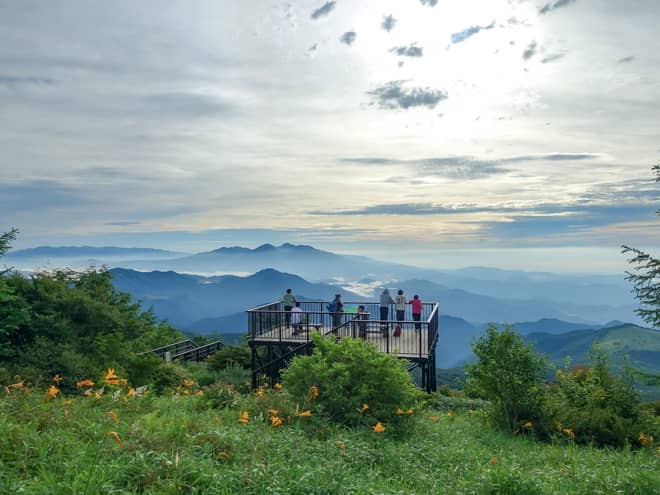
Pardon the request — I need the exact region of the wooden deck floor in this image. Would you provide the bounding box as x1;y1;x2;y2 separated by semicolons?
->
251;325;430;359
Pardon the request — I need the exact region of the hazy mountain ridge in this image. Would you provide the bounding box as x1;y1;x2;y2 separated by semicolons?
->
109;267;365;328
7;246;184;258
9;243;635;313
526;324;660;374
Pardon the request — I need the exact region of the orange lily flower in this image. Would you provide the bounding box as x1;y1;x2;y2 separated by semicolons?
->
107;431;123;446
372;422;386;433
239;411;249;424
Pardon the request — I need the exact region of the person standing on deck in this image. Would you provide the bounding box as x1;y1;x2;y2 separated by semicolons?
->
328;293;344;328
379;288;394;322
356;304;368;339
410;294;423;330
281;288;296;328
291;301;304;335
394;289;406;325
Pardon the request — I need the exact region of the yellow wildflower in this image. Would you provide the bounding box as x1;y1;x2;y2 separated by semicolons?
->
407;408;414;415
9;381;24;389
63;400;73;406
52;374;63;384
358;403;369;412
298;410;312;417
396;408;405;416
268;409;279;415
195;390;204;397
523;421;533;429
239;411;249;425
270;416;283;426
310;386;319;399
77;379;95;388
639;432;654;447
183;378;196;388
273;383;282;391
127;387;136;397
104;368;119;386
447;411;453;417
336;440;346;450
563;428;575;439
107;411;119;424
256;387;264;398
107;431;122;446
372;422;386;433
45;385;59;400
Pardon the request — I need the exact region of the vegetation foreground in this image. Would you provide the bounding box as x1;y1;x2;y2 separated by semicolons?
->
1;382;658;495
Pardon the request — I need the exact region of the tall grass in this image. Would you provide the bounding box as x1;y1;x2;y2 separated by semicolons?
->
0;388;657;494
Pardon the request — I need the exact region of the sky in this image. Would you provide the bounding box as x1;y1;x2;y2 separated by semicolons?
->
1;0;659;273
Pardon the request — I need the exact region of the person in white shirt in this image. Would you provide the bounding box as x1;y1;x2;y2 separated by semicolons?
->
291;302;304;334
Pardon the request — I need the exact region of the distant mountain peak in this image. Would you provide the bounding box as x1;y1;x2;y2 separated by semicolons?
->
254;243;276;252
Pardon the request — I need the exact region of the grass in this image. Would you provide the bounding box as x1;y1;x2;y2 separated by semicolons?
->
0;387;658;494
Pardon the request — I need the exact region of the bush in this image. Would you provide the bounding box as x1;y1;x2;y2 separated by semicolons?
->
150;363;188;394
539;349;658;447
281;334;422;430
206;345;251;371
428;392;488;413
466;324;545;432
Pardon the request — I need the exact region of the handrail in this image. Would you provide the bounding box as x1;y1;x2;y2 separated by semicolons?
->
141;339;198;356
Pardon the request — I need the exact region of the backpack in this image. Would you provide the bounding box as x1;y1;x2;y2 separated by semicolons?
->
327;301;338;312
394;325;401;337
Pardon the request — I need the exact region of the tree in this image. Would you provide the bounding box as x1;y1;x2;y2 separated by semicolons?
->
0;228;27;356
0;227;18;259
622;164;660;328
466;324;545;432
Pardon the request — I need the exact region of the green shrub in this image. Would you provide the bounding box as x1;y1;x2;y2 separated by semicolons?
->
206;345;252;371
150;363;188;394
466;324;545;432
539;349;658;447
280;334;422;430
428;392;488;413
212;362;252;393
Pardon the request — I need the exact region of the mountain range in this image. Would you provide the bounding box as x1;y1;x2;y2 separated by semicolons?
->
7;243;637;318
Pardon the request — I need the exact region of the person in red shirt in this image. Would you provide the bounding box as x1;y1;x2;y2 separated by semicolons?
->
410;294;423;330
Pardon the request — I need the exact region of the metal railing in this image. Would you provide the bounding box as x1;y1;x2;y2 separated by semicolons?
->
171;340;224;362
142;339;198;359
248;300;439;359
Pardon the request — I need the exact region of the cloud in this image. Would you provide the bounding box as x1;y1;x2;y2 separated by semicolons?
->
105;221;141;226
381;15;397;33
522;41;538;61
0;180;93;211
541;52;567;64
341;156;510;179
340;31;357;46
137;92;231;118
367;80;448;110
390;44;424;58
617;56;635;64
310;1;336;20
0;75;56;88
539;0;577;15
450;23;495;44
419;0;439;6
503;153;600;162
342;153;599;173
